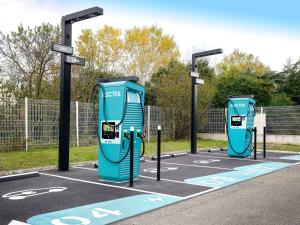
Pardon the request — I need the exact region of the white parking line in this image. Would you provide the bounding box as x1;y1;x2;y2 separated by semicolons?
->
197;151;297;159
73;166;97;171
8;220;30;225
40;172;183;199
145;160;233;171
183;187;220;199
73;166;192;185
139;175;188;184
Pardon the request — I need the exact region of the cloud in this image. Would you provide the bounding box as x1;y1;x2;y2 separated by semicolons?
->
0;0;298;71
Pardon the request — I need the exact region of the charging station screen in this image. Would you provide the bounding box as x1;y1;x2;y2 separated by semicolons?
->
231;116;242;126
102;122;115;139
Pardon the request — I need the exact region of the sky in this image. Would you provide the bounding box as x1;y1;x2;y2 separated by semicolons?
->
0;0;299;71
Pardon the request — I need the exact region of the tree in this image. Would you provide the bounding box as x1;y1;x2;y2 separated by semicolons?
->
281;58;300;104
213;49;275;106
71;68;118;102
213;75;274;107
76;25;180;84
76;25;123;72
153;61;191;139
75;29;98;70
123;26;180;83
0;23;60;99
150;59;215;139
96;25;123;72
217;49;270;77
74;25;180;102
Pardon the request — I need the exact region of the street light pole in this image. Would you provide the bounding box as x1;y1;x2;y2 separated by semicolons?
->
58;18;72;171
191;56;197;155
190;48;223;154
58;7;103;171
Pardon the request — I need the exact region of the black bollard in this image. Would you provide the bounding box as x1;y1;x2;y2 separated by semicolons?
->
129;127;134;187
263;126;266;158
254;127;257;160
157;125;161;181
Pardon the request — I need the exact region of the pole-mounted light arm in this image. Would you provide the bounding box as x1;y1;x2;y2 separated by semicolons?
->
63;6;103;23
192;48;223;59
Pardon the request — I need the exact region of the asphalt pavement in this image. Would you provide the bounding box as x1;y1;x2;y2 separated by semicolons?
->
115;163;300;225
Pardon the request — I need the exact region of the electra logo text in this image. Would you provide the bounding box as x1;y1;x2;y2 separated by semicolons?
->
230;103;245;108
104;91;121;98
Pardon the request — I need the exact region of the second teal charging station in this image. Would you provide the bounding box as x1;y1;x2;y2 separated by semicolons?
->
227;96;256;158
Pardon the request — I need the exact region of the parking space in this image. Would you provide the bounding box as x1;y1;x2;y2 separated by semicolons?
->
154;154;260;170
197;150;300;163
0;173;138;225
48;166;210;198
1;150;300;225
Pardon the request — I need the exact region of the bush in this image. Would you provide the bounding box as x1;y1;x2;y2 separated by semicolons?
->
213;75;274;107
270;93;294;106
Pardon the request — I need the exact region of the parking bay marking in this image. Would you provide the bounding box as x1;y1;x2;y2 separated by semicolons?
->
73;166;195;185
29;163;293;224
143;167;178;173
193;159;220;164
145;160;233;171
192;152;270;163
185;162;291;188
40;173;182;199
27;194;180;225
2;187;67;200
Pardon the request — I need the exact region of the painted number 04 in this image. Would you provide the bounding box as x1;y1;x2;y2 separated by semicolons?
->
51;208;122;225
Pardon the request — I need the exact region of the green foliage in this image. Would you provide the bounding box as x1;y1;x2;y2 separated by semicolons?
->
144;81;157;106
123;26;180;83
148;60;215;139
214;49;274;107
270;93;294;106
213;75;274;107
153;60;191;139
198;59;216;80
0;23;298;110
0;23;60;99
76;25;180;84
281;59;300;104
74;25;180;102
217;49;270;77
71;68;118;102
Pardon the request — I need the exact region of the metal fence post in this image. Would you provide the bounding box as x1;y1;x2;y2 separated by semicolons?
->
147;105;151;142
25;97;28;151
76;101;79;147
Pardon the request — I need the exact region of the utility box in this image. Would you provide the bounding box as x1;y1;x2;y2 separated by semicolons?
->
97;77;144;182
227;96;256;158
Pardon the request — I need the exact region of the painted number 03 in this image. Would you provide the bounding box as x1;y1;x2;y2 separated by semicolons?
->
51;208;122;225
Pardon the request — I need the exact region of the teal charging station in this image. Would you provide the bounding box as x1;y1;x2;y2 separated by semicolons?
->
227;96;256;158
95;77;145;182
